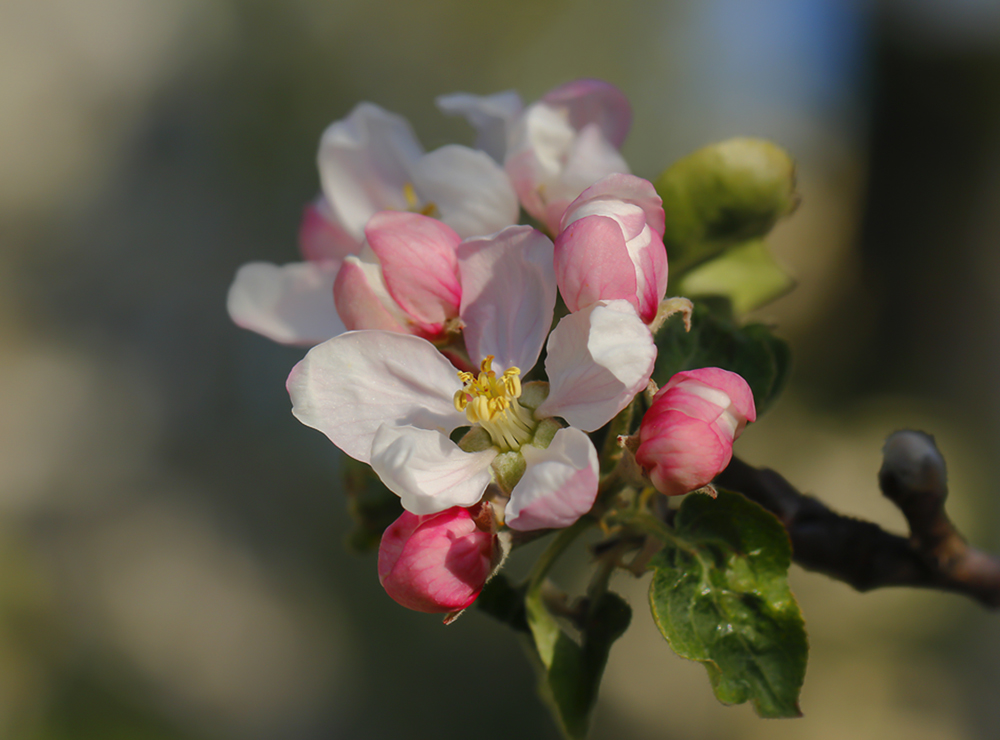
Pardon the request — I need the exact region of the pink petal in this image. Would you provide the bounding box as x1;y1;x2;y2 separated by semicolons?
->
370;425;497;515
410;145;520;238
318;102;423;241
537;301;656;432
636;411;730;497
458;226;556;372
298;197;360;263
365;211;462;333
541;79;632;149
554;214;637;314
286;331;468;463
505;428;599;531
226;261;344;346
564;173;665;238
333;256;408;333
379;507;493;613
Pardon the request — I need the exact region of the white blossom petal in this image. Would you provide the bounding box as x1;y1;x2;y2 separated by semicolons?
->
318;103;423;242
370;425;497;515
458;226;556;372
227;261;344;346
536;300;656;431
287;331;467;462
505;428;599;531
410;145;519;239
436;90;523;162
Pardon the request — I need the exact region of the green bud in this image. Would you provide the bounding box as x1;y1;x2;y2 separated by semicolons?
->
654;138;798;274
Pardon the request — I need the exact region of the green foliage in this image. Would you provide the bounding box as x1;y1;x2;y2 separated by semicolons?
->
655;137;798;276
525;587;632;740
648;490;807;718
654;299;791;414
676;239;795;315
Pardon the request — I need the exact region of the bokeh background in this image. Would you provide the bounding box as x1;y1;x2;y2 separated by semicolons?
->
3;0;1000;738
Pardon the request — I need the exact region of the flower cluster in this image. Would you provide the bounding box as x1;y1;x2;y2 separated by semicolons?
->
228;80;757;614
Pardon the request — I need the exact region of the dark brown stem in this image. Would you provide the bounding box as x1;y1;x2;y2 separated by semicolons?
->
715;430;1000;608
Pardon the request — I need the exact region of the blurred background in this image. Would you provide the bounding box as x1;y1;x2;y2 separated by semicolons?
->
2;0;1000;737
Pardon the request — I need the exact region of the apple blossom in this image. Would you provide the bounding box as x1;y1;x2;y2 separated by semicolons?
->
555;174;668;323
287;226;656;531
378;503;496;613
227;102;519;346
635;368;756;497
439;79;632;234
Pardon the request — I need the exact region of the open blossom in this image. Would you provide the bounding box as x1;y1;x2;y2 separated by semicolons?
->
378;504;496;613
227;102;518;346
439;79;632;234
554;174;667;323
287;226;656;530
636;368;756;496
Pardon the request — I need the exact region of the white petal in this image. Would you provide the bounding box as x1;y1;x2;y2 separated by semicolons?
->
287;331;468;462
411;145;519;239
505;428;599;531
537;300;656;431
227;261;344;346
458;226;556;372
370;425;497;515
436;90;523;162
318;103;423;242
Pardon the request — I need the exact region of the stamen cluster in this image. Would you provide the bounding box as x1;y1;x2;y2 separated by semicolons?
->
454;356;535;451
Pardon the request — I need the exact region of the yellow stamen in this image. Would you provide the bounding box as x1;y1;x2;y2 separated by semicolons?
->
402;182;440;218
453;356;536;451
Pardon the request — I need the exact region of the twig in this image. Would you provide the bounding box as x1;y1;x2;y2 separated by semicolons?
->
715;430;1000;608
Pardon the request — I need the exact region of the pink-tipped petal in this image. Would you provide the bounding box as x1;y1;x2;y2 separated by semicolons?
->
370;425;497;515
286;331;468;463
411;145;519;238
458;226;556;372
537;301;656;432
365;211;462;332
436;90;524;162
505;428;599;531
226;261;344;346
541;79;632;149
554;214;636;314
298;197;360;263
379;507;494;613
318;102;423;241
333;256;408;333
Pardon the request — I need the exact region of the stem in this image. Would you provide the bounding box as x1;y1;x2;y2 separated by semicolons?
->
527;517;594;594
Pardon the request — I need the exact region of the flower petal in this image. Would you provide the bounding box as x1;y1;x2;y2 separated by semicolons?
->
537;300;656;431
371;425;497;515
318;102;423;242
287;331;468;462
541;79;632;149
365;211;462;331
410;145;520;238
333;255;408;333
554;214;636;314
298;196;360;263
505;427;599;531
226;261;344;346
458;226;556;372
435;90;523;163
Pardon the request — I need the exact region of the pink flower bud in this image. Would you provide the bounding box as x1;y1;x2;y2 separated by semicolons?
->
636;368;756;496
377;504;495;614
554;174;667;323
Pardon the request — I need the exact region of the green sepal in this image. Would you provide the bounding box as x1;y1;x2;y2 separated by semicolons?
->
654;299;790;415
648;490;807;718
342;457;402;553
655;138;798;276
676;239;795;314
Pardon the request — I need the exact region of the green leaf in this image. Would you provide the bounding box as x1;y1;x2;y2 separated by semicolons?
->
655;138;798;276
525;589;632;739
676;239;795;314
654;299;791;414
342;457;402;553
476;574;530;633
648;490;807;718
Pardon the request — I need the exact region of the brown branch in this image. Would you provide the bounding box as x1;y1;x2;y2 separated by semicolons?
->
715;430;1000;608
